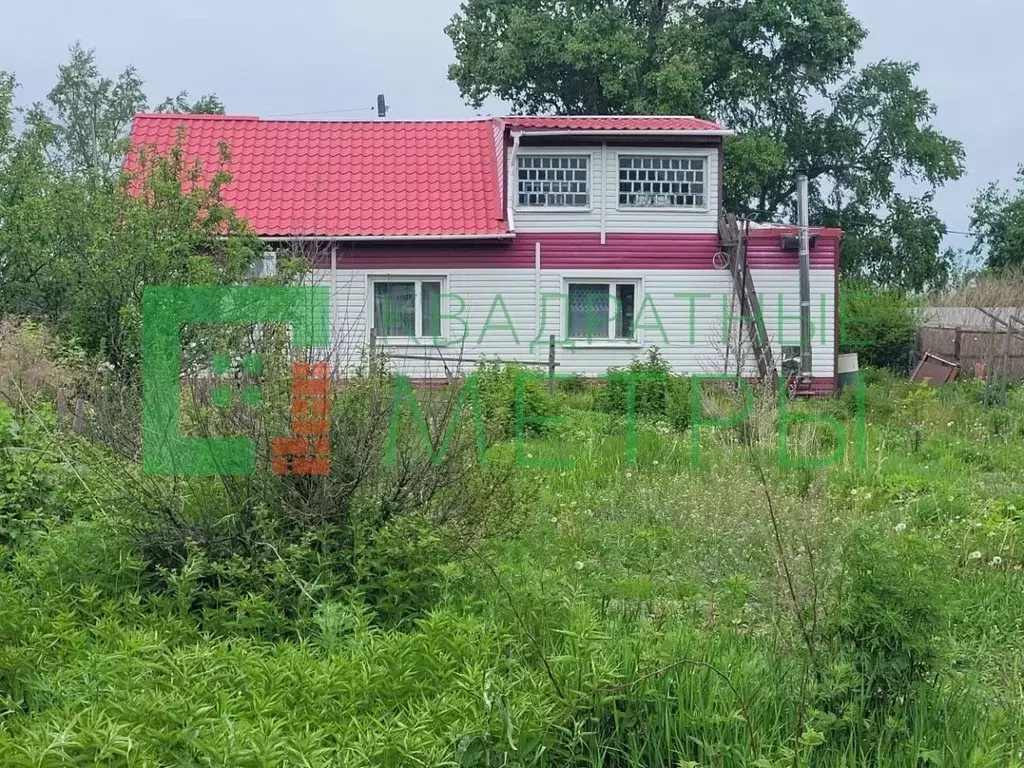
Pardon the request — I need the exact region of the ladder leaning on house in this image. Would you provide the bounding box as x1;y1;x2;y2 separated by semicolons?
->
719;214;779;391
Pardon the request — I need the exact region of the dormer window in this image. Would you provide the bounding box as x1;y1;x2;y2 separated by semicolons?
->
618;155;706;208
517;155;589;208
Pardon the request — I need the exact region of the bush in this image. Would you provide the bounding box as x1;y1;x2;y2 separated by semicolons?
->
597;348;693;432
100;366;531;633
839;281;920;371
473;360;560;439
0;404;71;549
0;317;86;409
822;526;947;719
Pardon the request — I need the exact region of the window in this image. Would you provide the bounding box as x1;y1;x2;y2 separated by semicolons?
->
517;155;589;208
567;282;637;341
245;252;277;279
618;155;706;208
372;279;443;339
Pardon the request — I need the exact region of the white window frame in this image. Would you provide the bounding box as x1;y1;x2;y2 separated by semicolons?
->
514;150;594;212
615;151;710;212
368;275;448;343
563;277;643;345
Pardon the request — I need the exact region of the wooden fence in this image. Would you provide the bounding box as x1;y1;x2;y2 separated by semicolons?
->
917;309;1024;380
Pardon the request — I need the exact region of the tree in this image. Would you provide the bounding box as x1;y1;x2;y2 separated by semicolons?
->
446;0;965;291
969;165;1024;273
155;91;226;115
25;43;227;184
0;73;67;318
1;47;254;364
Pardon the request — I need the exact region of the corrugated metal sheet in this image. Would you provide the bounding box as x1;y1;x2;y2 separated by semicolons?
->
128;114;507;237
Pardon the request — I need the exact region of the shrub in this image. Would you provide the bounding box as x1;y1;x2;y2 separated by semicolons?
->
557;374;590;395
102;366;531;632
822;526;947;719
0;404;70;549
597;348;693;432
473;360;560;439
0;317;86;409
839;281;920;371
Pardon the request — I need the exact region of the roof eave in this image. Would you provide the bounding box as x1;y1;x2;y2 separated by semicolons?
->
260;232;516;242
510;128;734;138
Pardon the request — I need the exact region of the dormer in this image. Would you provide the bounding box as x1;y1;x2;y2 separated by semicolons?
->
500;116;731;239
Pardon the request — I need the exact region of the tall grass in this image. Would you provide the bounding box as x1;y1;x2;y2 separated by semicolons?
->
1;366;1024;766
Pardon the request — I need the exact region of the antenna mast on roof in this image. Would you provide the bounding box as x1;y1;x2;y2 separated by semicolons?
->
377;94;389;118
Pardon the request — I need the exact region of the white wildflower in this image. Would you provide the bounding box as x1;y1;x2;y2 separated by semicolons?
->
550;517;558;524
990;556;1003;567
968;551;983;561
894;523;906;534
574;560;584;571
626;472;633;479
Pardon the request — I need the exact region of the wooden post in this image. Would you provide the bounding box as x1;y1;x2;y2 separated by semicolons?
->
56;391;68;428
984;317;997;408
548;335;556;396
72;398;86;435
1000;321;1013;405
953;326;962;362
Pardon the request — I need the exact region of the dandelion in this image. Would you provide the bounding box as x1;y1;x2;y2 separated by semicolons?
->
990;556;1003;567
969;551;983;561
894;523;906;534
947;421;955;427
574;560;584;571
550;516;558;524
526;453;534;460
626;472;633;479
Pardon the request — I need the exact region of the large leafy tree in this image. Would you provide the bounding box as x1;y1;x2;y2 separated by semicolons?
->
969;165;1024;273
0;47;257;363
446;0;965;291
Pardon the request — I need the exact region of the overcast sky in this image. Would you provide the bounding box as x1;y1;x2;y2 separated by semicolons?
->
3;0;1020;256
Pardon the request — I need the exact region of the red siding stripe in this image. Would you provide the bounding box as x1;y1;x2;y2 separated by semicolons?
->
311;232;840;270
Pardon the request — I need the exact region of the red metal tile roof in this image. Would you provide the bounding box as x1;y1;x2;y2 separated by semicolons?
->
502;116;729;132
127;114;730;238
127;115;507;238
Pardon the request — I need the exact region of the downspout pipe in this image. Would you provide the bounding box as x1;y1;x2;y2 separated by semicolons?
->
507;131;522;234
797;175;812;380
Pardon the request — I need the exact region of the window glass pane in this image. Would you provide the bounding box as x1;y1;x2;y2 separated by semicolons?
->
373;282;416;336
618;155;706;207
518;155;589;207
568;284;610;339
615;284;635;339
421;281;442;339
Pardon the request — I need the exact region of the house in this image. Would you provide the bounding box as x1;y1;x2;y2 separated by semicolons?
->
128;114;841;393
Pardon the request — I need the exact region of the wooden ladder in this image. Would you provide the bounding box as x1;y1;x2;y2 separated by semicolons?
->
719;214;779;390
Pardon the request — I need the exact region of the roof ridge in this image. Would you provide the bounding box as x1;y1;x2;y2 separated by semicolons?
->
134;113;261;120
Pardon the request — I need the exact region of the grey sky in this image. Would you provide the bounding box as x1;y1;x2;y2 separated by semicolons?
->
3;0;1019;256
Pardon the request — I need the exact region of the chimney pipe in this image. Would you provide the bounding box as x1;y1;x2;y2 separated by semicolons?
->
797;175;812;381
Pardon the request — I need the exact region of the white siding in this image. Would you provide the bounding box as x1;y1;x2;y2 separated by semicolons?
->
328;266;835;381
510;145;719;235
